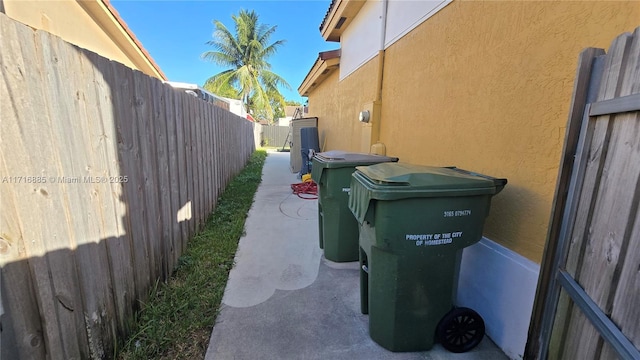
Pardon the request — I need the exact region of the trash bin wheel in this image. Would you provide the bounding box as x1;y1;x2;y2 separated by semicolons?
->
436;307;485;353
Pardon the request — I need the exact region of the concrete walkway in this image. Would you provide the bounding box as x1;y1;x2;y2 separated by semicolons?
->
205;150;509;360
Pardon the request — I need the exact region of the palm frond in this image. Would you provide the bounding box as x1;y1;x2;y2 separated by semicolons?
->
203;9;290;121
260;70;291;91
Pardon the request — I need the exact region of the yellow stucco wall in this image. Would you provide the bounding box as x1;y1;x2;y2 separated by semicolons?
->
308;58;379;152
307;1;640;263
2;0;162;79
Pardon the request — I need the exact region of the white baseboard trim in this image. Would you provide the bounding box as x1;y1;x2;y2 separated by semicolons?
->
457;237;540;359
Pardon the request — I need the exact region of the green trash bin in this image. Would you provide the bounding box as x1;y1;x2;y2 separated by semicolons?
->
311;150;398;262
348;163;506;352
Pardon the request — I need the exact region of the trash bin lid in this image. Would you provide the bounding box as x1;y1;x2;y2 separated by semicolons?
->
314;150;399;168
349;163;507;223
311;150;398;183
356;162;505;191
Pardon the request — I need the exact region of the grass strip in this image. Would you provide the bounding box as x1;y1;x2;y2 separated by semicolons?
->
117;150;267;359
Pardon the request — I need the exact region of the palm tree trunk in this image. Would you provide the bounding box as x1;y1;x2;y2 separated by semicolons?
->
243;93;250;115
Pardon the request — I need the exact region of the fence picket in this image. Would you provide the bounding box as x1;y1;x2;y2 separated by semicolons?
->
1;16;59;359
84;50;136;338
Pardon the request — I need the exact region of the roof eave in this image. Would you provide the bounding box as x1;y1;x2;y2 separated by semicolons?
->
298;50;341;97
320;0;367;42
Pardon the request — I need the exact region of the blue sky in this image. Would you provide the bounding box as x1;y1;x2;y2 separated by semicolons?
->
111;0;338;103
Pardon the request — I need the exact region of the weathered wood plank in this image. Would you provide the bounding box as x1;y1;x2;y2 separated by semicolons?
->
43;31;119;359
182;94;196;238
75;45;127;350
244;120;251;159
212;107;221;206
203;104;210;214
561;93;612;358
0;170;41;360
231;115;237;175
223;115;230;186
238;120;243;167
219;110;227;198
197;100;206;227
193;100;203;228
224;114;231;186
207;104;215;214
184;95;196;239
163;85;181;272
229;117;233;176
30;27;95;360
190;96;199;235
83;50;136;339
154;81;174;277
590;93;640;116
112;61;152;305
202;103;211;215
0;263;43;359
218;113;225;190
0;13;47;360
174;91;189;255
194;98;203;228
245;120;251;163
133;72;162;283
11;25;72;360
236;119;241;171
224;115;231;187
605;173;640;354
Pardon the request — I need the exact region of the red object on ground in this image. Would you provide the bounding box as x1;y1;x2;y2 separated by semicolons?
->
291;180;318;199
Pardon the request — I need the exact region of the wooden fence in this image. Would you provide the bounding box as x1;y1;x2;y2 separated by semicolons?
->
526;27;640;359
260;125;290;149
0;13;256;359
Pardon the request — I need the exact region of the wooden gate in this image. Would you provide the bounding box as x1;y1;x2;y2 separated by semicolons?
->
526;28;640;359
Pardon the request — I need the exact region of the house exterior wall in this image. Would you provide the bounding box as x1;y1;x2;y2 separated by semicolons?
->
380;0;639;263
309;0;640;263
2;0;164;79
340;0;453;80
305;3;639;356
308;58;379;152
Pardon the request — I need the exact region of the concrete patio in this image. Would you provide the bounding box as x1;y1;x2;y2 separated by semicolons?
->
205;150;509;360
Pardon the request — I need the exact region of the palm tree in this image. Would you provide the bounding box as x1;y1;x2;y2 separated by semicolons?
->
202;9;290;121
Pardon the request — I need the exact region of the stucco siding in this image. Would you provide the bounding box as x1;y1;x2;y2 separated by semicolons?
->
308;58;379;153
379;1;640;262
